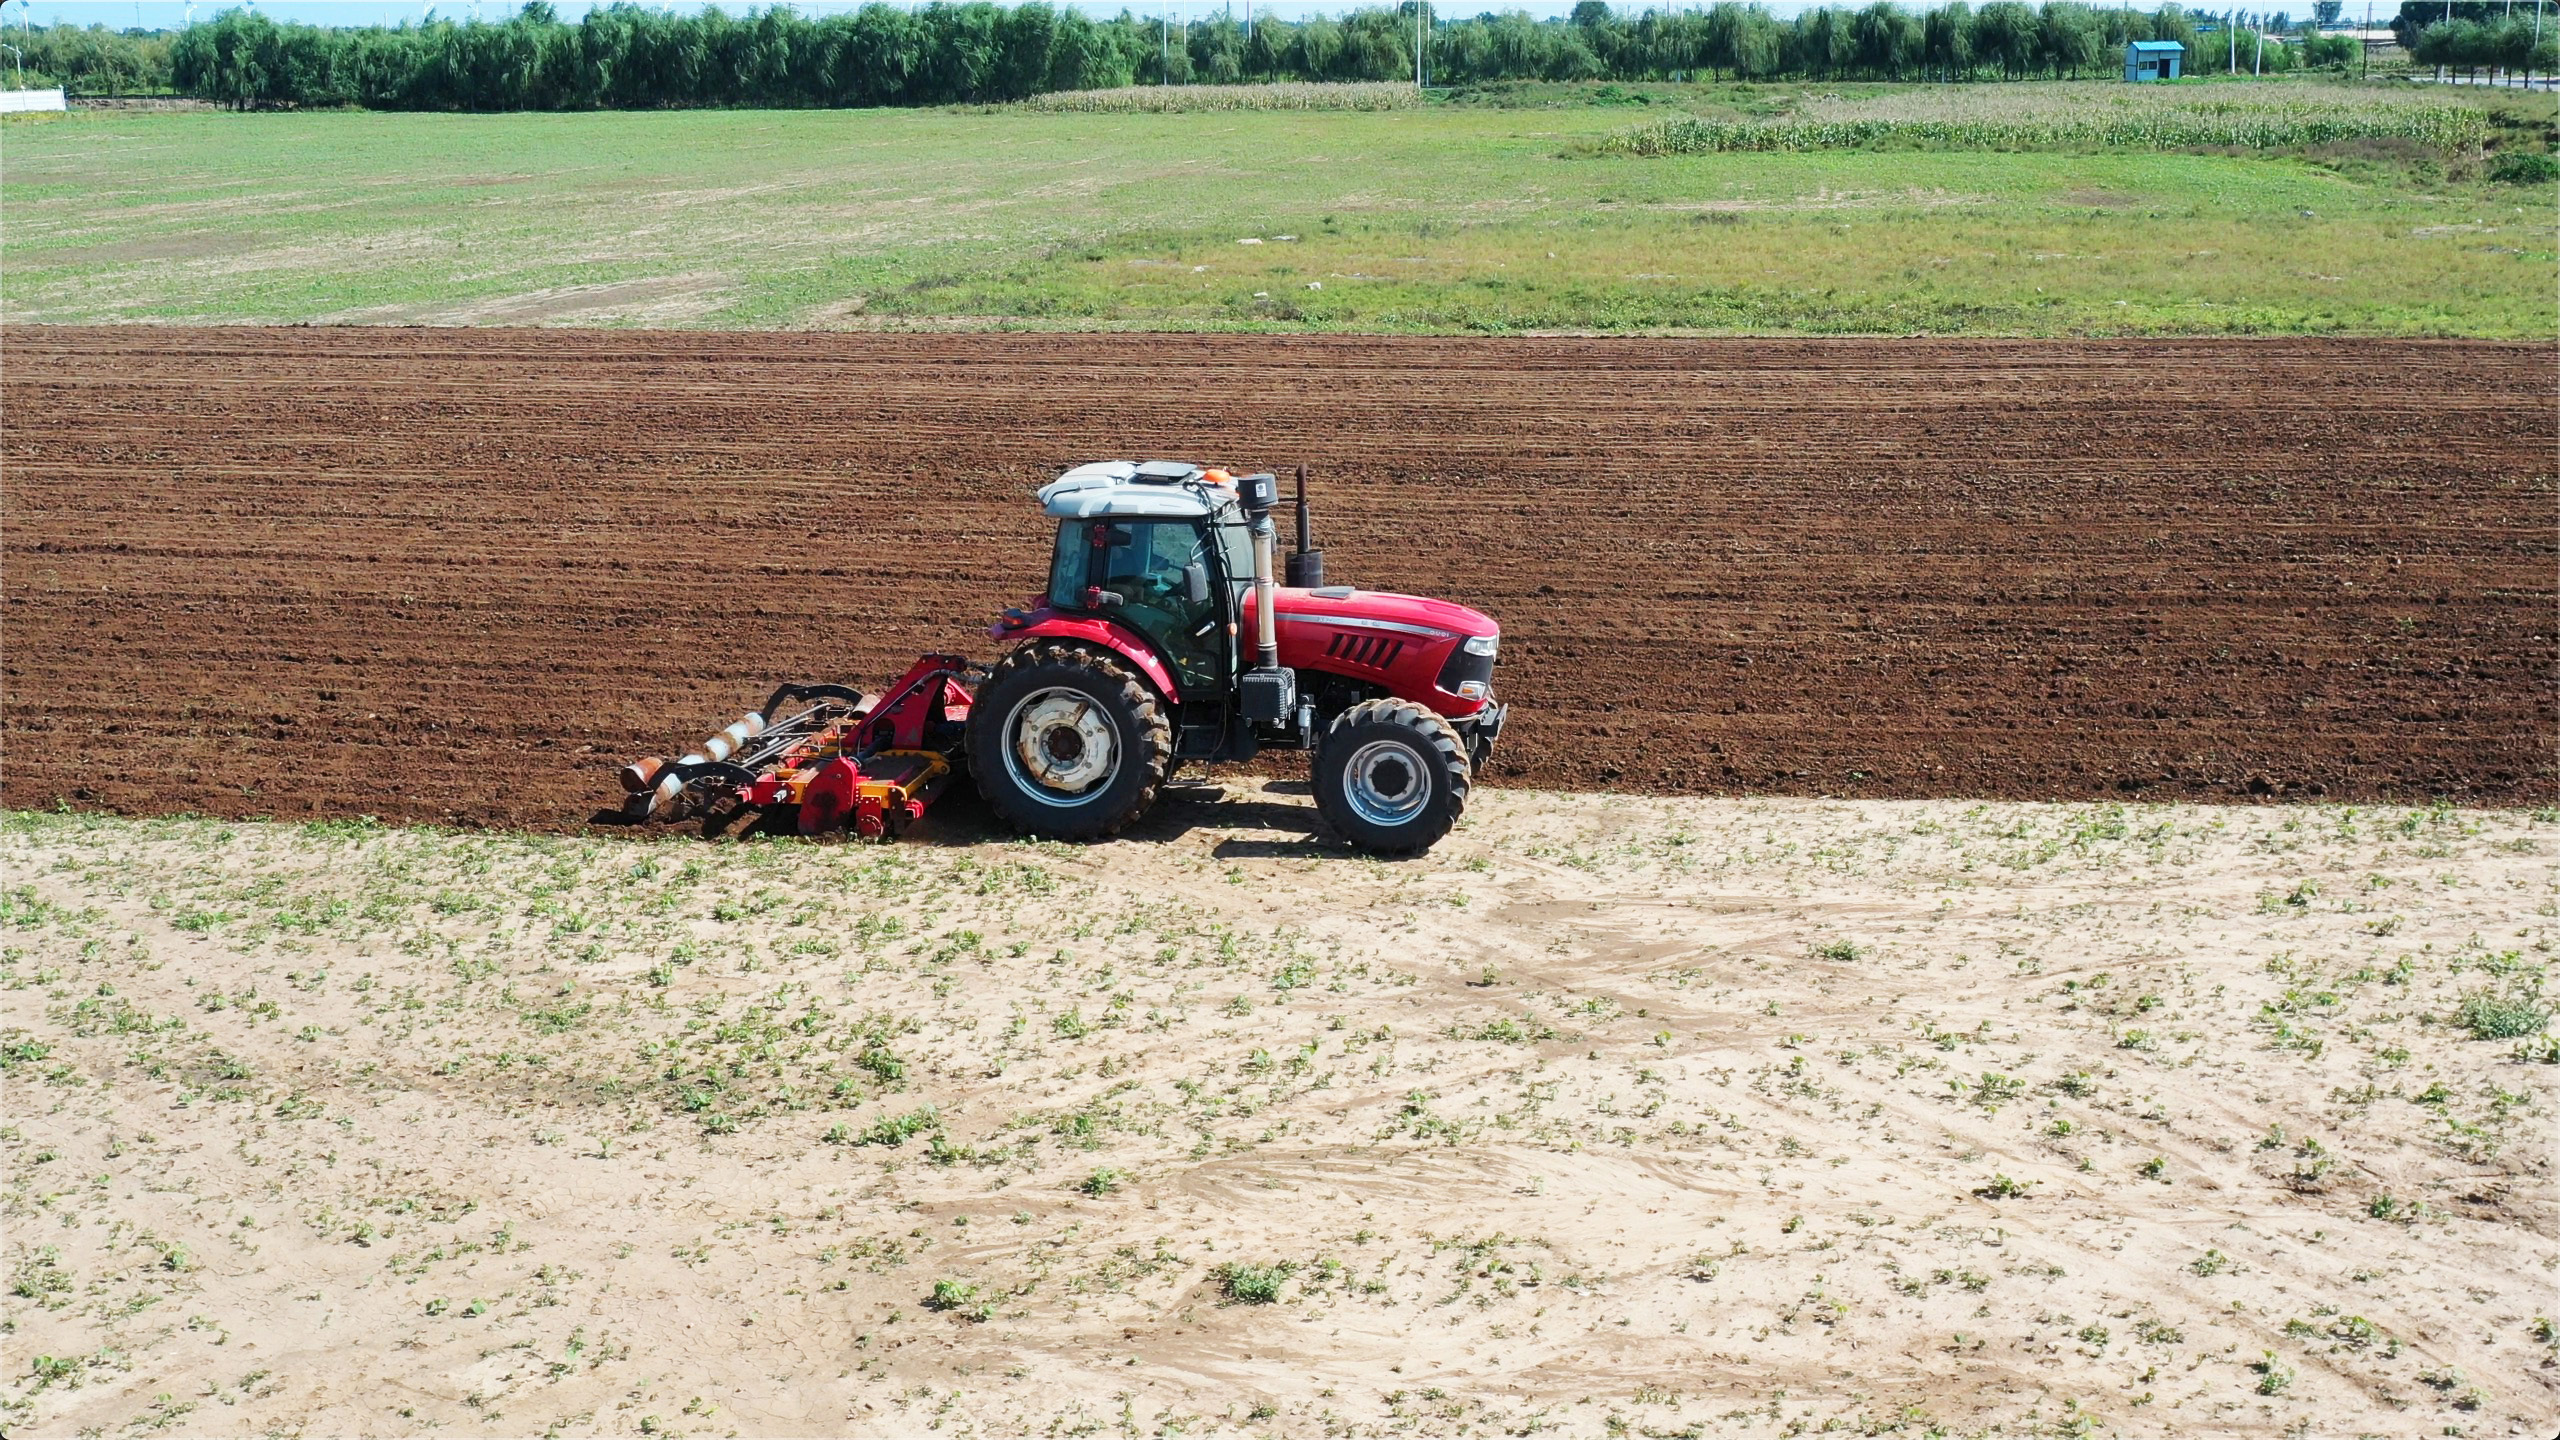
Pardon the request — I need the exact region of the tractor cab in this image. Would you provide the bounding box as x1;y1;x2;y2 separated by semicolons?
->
1037;461;1254;701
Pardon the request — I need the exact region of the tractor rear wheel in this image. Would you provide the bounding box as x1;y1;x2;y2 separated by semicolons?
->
968;642;1171;841
1312;698;1470;855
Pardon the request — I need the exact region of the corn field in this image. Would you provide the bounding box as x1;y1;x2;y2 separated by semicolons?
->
1600;84;2498;156
1015;82;1423;114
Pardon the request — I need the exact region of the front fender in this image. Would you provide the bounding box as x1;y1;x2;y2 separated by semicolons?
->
991;608;1181;703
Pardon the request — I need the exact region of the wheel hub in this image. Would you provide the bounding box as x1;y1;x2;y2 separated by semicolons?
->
1344;739;1429;827
1007;688;1116;803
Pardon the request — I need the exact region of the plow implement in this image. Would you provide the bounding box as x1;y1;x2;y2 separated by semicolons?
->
616;655;978;838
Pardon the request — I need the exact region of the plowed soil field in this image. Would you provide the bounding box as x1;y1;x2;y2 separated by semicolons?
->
3;327;2552;827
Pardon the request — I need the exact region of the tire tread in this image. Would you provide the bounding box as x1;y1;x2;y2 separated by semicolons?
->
1312;696;1470;855
968;642;1171;840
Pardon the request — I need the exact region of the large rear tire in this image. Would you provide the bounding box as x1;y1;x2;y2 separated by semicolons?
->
967;642;1171;841
1312;698;1470;855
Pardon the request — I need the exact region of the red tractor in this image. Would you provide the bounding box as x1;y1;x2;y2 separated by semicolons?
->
615;461;1505;855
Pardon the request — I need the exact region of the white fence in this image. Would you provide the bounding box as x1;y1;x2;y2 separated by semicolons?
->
0;88;68;113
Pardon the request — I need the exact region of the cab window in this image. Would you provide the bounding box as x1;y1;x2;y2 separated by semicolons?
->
1212;517;1254;600
1049;518;1229;696
1046;522;1087;609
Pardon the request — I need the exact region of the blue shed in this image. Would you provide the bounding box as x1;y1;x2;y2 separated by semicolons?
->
2124;40;2184;81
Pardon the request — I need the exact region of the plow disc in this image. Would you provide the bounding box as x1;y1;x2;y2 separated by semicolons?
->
616;655;977;839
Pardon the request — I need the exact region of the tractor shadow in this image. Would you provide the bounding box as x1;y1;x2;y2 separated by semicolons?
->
921;777;1368;859
1133;782;1357;858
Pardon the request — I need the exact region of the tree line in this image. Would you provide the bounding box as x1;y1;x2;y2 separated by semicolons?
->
2405;16;2556;82
4;20;177;95
4;2;2514;110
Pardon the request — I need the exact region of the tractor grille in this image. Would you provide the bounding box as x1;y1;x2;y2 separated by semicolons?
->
1325;632;1404;671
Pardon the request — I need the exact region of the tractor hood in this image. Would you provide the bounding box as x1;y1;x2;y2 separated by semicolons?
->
1243;585;1500;717
1256;586;1497;644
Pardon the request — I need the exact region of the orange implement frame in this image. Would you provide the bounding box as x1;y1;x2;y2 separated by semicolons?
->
630;655;976;838
796;749;952;838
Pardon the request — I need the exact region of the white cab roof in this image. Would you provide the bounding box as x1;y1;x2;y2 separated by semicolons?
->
1039;460;1235;520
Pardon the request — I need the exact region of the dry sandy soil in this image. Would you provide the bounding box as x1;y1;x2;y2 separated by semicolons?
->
3;789;2552;1438
3;328;2553;826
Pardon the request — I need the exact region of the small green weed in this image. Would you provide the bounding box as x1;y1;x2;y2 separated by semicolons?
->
1217;1261;1295;1304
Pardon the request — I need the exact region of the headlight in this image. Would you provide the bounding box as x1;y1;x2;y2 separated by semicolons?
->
1463;634;1498;657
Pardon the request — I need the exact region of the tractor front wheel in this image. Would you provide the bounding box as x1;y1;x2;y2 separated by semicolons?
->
1312;698;1470;855
968;642;1171;841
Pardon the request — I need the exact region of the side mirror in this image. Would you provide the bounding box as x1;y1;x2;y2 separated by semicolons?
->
1183;561;1210;605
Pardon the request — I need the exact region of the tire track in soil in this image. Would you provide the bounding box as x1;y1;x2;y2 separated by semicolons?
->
3;326;2552;830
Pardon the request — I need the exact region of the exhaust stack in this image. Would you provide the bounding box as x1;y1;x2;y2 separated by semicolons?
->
1235;471;1296;725
1284;465;1325;589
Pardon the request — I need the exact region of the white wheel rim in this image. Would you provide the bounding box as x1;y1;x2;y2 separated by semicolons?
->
1006;687;1117;806
1344;738;1429;828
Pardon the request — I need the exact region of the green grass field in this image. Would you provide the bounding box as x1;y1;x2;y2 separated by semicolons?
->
4;86;2553;336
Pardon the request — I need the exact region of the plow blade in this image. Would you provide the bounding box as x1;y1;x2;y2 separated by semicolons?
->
616;655;976;838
